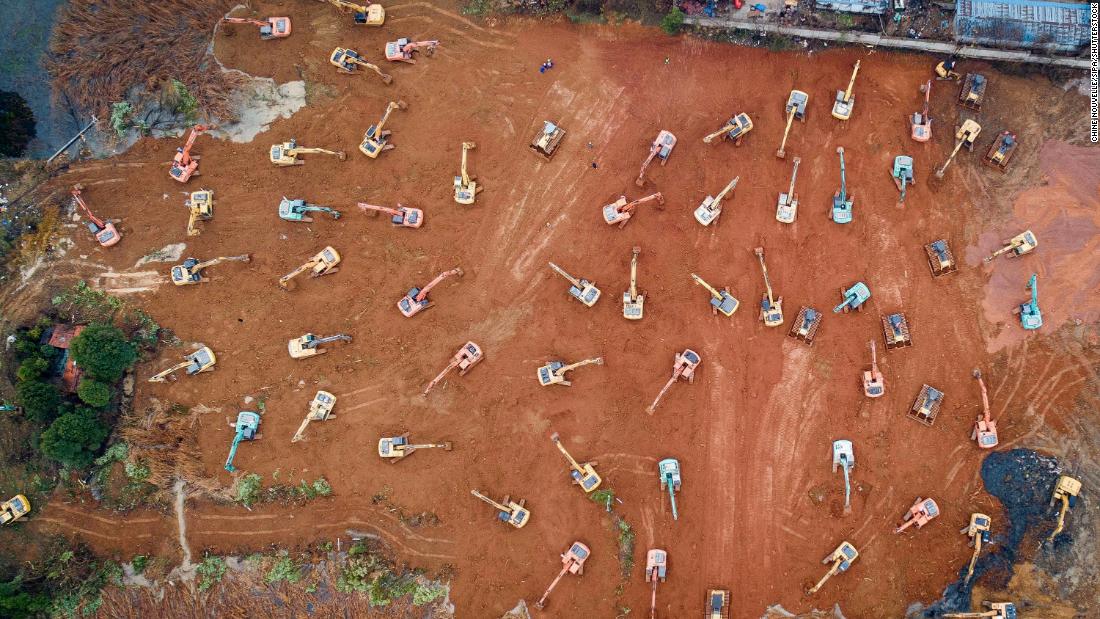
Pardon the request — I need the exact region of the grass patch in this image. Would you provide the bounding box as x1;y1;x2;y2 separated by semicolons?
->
195;555;227;592
264;553;302;585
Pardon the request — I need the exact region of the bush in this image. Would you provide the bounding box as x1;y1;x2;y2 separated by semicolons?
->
236;473;262;507
77;378;112;408
660;7;684;35
16;380;61;423
195;555;226;592
39;409;109;469
264;555;301;585
70;323;136;383
15;357;49;383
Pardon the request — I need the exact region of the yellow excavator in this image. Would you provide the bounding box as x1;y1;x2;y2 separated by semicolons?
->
935;119;981;178
960;513;992;584
359;101;407;158
550;432;601;493
291;391;337;442
185;189;214;237
807;541;858;595
985;230;1037;262
831;60;860;121
170;254;250;286
537;357;603;387
471;490;530;528
329;47;392;83
148;347;216;383
279;247;341;289
454;141;481;205
1047;475;1081;543
776;89;808;159
754;247;783;326
269;138;346;166
702;113;753;145
0;495;31;525
317;0;384;26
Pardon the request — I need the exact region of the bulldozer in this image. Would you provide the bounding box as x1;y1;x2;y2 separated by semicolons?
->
647;349;700;414
0;495;31;525
221;15;291;39
775;156;801;223
831;147;854;224
171;254;250;286
971;369;998;448
423;341;483;395
538;357;603;387
702;113;753;145
224;411;261;473
832;440;855;515
398;267;463;317
278;198;340;222
693;176;739;227
925;239;958;277
833;282;871;313
548;262;601;307
291;391;337;442
534;541;589;610
645;549;668;619
288;333;352;359
944;602;1018;619
269;138;346;166
602;192;663;228
911;80;933;142
788;307;823;345
530;120;566;160
623;247;645;320
882;312;913;349
279;247;341;289
378;433;452;462
983;131;1018;173
454;142;481;205
807;541;858;595
1013;273;1042;330
148;347;216;383
776;89;808;159
831;60;860;121
754;247;783;327
892;155;915;205
985;230;1038;262
909;384;944;426
184;189;214;237
317;0;384;25
358;202;423;228
329;47;392;83
705;589;731;619
385;38;439;63
959;73;987;111
691;273;739;317
895;497;941;533
169;125;211;183
862;340;884;398
71;185;121;247
550;432;601;492
470;489;530;528
1047;475;1081;542
635;130;677;187
936;119;982;178
360;100;407;158
960;513;992;584
659;458;682;520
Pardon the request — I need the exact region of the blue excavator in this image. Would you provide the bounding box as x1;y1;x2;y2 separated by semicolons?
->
279;198;341;223
831;147;853;224
659;458;681;521
224;412;261;472
1015;273;1042;330
834;282;871;313
892;156;914;206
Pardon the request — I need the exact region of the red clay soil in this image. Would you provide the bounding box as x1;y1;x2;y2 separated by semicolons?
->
22;1;1096;617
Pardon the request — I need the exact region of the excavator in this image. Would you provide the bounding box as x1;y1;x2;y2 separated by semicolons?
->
71;185;121;247
1047;475;1081;543
0;495;31;525
224;411;261;473
538;357;603;387
831;60;860;120
936;119;982;178
269;138;345;166
550;432;601;492
0;403;22;414
959;73;987;111
288;333;352;359
602;192;663;228
530;120;566;160
329;47;392;83
359;100;407;158
754;247;783;327
148;347;216;383
221;15;291;40
831;147;853;224
911;80;933;142
892;155;915;205
645;549;668;619
807;541;858;595
659;458;682;521
278;197;341;222
788;307;823;345
317;0;384;25
971;369;998;448
291;391;337;442
385;38;439;63
776;89;808;159
894;497;941;533
358;202;423;228
882;312;913;349
833;282;871;313
184;189;213;237
548;262;601;307
693;176;739;226
378;433;452;462
832;440;855;515
985;230;1038;262
171;254;250;286
984;131;1018;172
398;267;463;317
909;384;944;426
960;513;992;584
862;340;884;398
279;247;341;289
635;130;677;187
935;58;962;81
454;142;481;205
925;239;958;276
1013;273;1042;330
647;349;700;414
623;247;645;320
705;589;731;619
775;156;801;223
470;489;530;528
691;273;739;317
423;341;483;395
944;602;1018;619
169;125;211;183
702;113;753;146
534;541;589;610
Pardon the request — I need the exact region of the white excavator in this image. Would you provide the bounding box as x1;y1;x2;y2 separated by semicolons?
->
170;255;250;286
537;357;603;387
693;176;739;226
622;246;645;320
775;157;801;223
602;192;663;228
269;138;346;166
148;347;216;383
279;247;341;289
288;333;352;359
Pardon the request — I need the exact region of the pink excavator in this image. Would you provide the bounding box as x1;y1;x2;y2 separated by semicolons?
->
384;38;440;63
357;202;423;228
534;541;590;610
170;125;211;183
647;349;701;414
635;130;676;187
602;192;663;228
397;268;463;317
71;185;121;247
221;16;291;39
894;497;940;534
971;369;998;448
423;342;482;395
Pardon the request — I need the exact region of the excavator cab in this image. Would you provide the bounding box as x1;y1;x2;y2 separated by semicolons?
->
909;384;944;426
279;198;340;222
706;589;731;619
185;189;214;237
378;433;452;462
224;411;261;473
0;495;31;525
984;131;1017;172
834;282;871;313
959;73;987;111
148;347;216;383
925;239;957;277
530;120;566;160
623;247;645;320
882;312;912;348
288;333;352;359
895;497;940;533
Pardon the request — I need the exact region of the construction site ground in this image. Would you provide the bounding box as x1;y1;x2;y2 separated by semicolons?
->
4;1;1098;617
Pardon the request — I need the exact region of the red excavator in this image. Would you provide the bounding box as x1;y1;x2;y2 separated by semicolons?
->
221;16;291;39
971;369;998;448
894;497;940;534
534;541;590;610
397;268;463;317
602;192;663;228
647;349;701;414
357;202;423;228
423;342;482;395
71;185;121;247
635;130;677;187
170;125;211;183
385;38;439;63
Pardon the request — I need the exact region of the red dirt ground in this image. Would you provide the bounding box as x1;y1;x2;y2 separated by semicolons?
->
15;2;1096;617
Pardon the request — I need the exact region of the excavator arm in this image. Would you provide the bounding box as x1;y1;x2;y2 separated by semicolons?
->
712;177;740;208
629;247;639;300
691;273;723;300
635;145;659;186
703;122;738;144
776;107;796;158
280;261;317;288
193;254;250;272
843;60;861;101
470;490;510;512
223;17;268;27
1028;274;1038;306
372;101;404;136
289;147;346;160
181;125;210;157
460;142;473;185
551;434;585;473
755;249;775;304
148;360;192;383
71;187;107;228
186;209;201;237
415;268;463;302
557;357;603;375
548;262;582;288
305;334;352;349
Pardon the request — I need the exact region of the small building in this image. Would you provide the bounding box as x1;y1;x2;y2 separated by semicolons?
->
813;0;890;14
954;0;1091;52
47;324;85;393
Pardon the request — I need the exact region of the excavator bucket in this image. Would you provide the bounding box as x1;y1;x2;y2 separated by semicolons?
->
788;306;822;345
909;384;944;426
530;120;565;160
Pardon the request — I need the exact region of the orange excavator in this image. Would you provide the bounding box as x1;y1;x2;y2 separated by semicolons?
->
911;80;933;142
635;130;677;187
71;185;121;247
358;202;423;228
602;192;663;228
221;16;291;40
423;342;483;395
317;0;384;26
647;349;701;414
894;497;940;534
534;542;590;610
646;549;668;619
169;125;211;183
398;267;463;317
385;38;440;63
862;340;884;398
330;47;392;83
971;369;998;448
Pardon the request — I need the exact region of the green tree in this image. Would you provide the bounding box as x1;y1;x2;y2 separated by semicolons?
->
39;409;109;469
77;378;112;408
0;576;50;618
70;323;136;383
16;380;60;423
661;7;684;35
15;356;49;383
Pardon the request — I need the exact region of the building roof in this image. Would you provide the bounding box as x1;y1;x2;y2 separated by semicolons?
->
47;324;85;349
